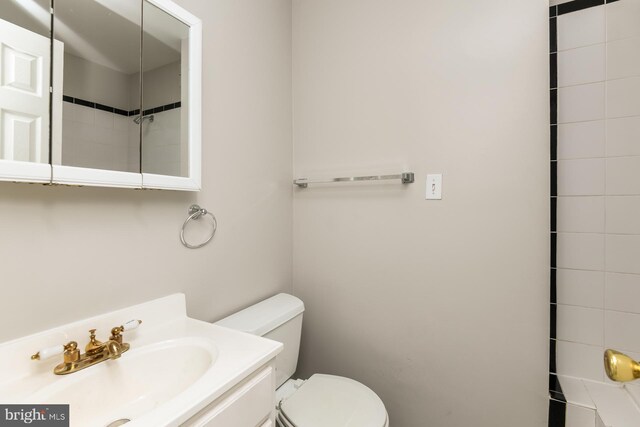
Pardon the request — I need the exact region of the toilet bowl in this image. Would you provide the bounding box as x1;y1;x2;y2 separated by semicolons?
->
215;293;389;427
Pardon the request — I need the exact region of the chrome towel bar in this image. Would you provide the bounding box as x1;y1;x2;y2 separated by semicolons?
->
294;172;414;188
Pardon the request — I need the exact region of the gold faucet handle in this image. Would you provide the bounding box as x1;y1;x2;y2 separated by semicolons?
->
31;341;78;361
110;320;142;339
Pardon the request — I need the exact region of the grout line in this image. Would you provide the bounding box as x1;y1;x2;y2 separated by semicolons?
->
554;231;640;236
552;194;640;198
554;155;640;160
603;0;609;353
555;302;640;317
556;74;640;90
553;266;640;276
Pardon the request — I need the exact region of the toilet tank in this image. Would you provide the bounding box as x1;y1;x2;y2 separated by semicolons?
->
215;293;304;388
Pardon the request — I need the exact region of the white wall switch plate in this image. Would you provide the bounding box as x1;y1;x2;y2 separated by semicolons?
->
426;174;442;200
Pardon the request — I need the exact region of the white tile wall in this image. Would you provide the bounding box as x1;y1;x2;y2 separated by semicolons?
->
557;269;604;308
556;197;605;233
61;103;136;172
557;159;605;196
556;0;640;394
606;235;640;275
606;196;640;234
556;340;605;381
566;404;596;427
557;6;605;51
557;305;604;346
557;375;596;408
606;157;640;195
557;233;605;271
607;37;640;81
558;83;605;123
141;109;183;177
607;77;640;118
558;44;605;87
558;120;605;159
605;310;640;353
607;0;640;41
605;273;640;314
607;116;640;157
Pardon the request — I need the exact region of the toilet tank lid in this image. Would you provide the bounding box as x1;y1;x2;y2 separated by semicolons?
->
215;293;305;337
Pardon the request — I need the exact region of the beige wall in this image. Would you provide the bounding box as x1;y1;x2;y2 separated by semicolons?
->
64;53;133;110
0;0;292;343
292;1;549;426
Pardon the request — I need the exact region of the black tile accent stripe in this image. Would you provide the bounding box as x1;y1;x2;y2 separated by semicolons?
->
95;103;114;113
558;0;604;15
551;126;557;161
549;399;567;427
555;0;619;17
550;89;557;125
549;375;566;401
550;339;558;373
550;53;557;89
62;96;181;117
74;98;95;109
551;197;557;232
551;162;557;197
550;17;557;54
549;9;562;427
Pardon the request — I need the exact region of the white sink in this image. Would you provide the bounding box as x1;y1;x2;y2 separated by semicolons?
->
30;338;217;427
0;294;282;427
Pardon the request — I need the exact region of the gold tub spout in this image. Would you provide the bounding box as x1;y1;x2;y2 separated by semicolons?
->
604;349;640;382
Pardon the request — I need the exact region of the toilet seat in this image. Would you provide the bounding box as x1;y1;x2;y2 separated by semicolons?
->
277;374;388;427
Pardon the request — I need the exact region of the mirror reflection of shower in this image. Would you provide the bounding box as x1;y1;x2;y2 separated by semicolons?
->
133;114;154;125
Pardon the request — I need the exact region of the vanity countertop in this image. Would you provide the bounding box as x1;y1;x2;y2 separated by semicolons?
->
0;294;282;427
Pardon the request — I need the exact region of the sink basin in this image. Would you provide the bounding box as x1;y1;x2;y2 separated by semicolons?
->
30;338;217;427
0;294;282;427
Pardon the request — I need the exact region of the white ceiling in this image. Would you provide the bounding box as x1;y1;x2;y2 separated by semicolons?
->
3;0;187;75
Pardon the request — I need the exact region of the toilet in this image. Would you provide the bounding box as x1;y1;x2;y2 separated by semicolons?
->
215;293;389;427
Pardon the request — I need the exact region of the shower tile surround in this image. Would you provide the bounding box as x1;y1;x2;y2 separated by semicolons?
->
551;0;640;425
61;97;182;173
61;53;184;174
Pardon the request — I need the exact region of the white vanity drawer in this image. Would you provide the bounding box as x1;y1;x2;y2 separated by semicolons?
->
184;366;275;427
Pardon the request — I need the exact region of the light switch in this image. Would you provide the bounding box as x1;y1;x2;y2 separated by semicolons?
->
426;174;442;200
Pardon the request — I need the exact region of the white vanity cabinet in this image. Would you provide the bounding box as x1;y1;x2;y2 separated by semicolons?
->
182;363;277;427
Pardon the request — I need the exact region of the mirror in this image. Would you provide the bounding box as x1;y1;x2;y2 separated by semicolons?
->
142;1;189;178
0;0;52;182
53;0;142;175
0;0;201;189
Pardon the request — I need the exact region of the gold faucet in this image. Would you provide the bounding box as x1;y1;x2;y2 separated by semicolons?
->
31;320;141;375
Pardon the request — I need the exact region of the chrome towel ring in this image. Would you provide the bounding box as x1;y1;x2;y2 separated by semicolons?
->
180;204;217;249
